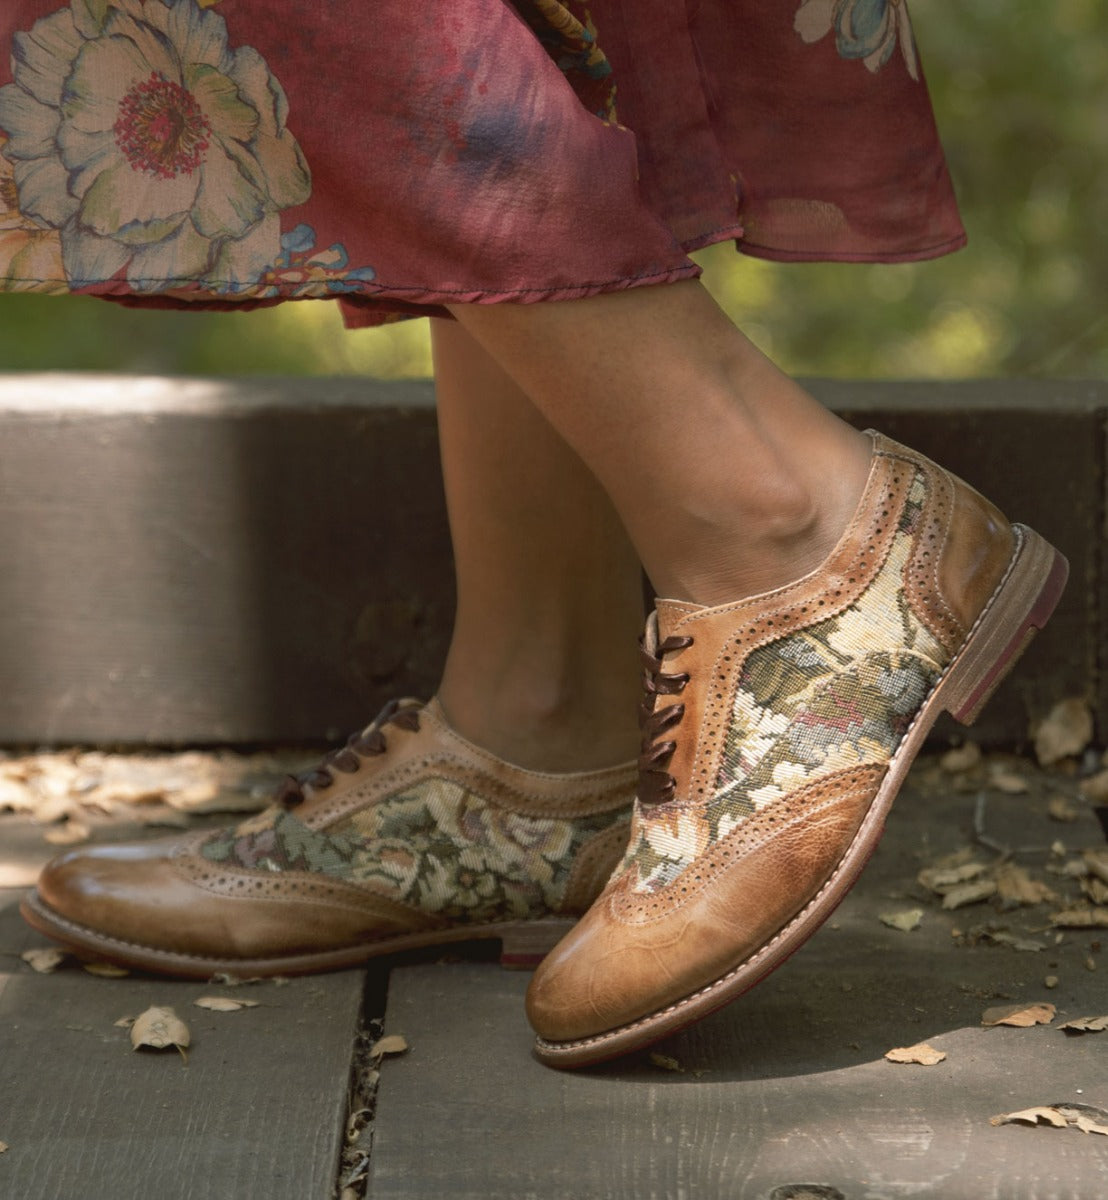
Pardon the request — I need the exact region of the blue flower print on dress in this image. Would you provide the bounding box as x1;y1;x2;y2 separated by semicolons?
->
794;0;920;81
0;0;311;294
220;223;377;300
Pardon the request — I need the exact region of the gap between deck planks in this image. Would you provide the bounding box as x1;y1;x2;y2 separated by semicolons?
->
0;889;369;1200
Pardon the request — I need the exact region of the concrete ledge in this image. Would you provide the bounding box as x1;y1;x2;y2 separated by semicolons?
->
0;374;1101;746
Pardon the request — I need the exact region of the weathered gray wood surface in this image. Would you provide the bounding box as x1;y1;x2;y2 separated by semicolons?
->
0;374;451;745
370;761;1108;1200
0;374;1102;746
0;887;367;1200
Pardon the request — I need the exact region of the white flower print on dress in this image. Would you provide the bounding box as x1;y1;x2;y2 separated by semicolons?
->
0;133;65;291
0;0;310;292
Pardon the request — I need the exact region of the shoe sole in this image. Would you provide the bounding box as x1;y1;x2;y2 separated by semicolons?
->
534;525;1069;1068
18;889;577;978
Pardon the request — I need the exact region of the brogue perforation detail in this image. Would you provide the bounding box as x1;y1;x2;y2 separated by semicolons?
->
900;455;965;653
674;455;915;813
609;763;886;924
621;458;948;898
174;852;435;909
196;704;637;928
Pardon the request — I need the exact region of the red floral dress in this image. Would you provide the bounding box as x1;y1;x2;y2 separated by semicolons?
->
0;0;965;327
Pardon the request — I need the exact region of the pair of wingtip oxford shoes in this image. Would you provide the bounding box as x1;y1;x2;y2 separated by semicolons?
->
22;433;1068;1069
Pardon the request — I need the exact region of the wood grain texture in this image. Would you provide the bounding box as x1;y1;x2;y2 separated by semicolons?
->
0;375;1103;746
0;375;451;745
369;765;1108;1200
0;890;366;1200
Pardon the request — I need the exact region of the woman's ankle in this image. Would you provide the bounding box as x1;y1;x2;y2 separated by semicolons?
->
435;672;641;773
647;435;872;606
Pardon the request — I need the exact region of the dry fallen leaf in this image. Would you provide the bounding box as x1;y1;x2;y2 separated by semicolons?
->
0;777;36;813
994;864;1057;907
1079;771;1108;805
370;1034;409;1058
1047;857;1089;879
42;819;92;846
193;996;260;1012
0;1141;8;1153
989;764;1029;795
1085;850;1108;886
982;1002;1056;1028
918;860;988;894
649;1052;684;1072
940;742;982;773
1034;699;1093;766
981;930;1047;953
991;1106;1069;1129
884;1042;946;1066
113;1015;136;1029
992;1103;1108;1137
1082;877;1108;905
83;962;129;978
1051;908;1108;930
880;908;923;932
21;948;66;974
1047;796;1081;824
345;1107;372;1143
1058;1015;1108;1035
130;1006;190;1059
163;783;257;814
942;879;999;910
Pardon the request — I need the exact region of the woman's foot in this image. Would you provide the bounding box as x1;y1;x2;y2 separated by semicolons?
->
525;434;1068;1067
21;699;637;977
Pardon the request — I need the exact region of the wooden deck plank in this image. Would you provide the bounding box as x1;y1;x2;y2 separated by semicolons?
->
0;375;1101;745
0;889;366;1200
369;761;1108;1200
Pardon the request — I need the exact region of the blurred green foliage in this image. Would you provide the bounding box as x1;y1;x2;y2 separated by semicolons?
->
0;0;1102;381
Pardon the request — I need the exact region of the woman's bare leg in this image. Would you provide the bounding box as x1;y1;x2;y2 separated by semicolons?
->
444;281;1066;1065
431;317;643;771
449;280;873;605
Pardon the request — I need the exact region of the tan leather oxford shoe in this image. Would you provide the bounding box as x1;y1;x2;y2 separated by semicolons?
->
527;432;1068;1067
22;699;635;977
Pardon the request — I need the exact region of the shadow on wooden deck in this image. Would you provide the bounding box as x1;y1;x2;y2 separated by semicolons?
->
369;757;1108;1200
2;751;1107;1199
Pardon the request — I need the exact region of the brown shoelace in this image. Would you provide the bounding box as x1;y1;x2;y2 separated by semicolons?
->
637;634;694;806
276;698;422;809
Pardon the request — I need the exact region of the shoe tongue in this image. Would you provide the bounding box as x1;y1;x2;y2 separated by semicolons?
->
654;598;703;642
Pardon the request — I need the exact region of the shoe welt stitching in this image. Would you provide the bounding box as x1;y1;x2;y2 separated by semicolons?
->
171;853;451;923
28;892;562;968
